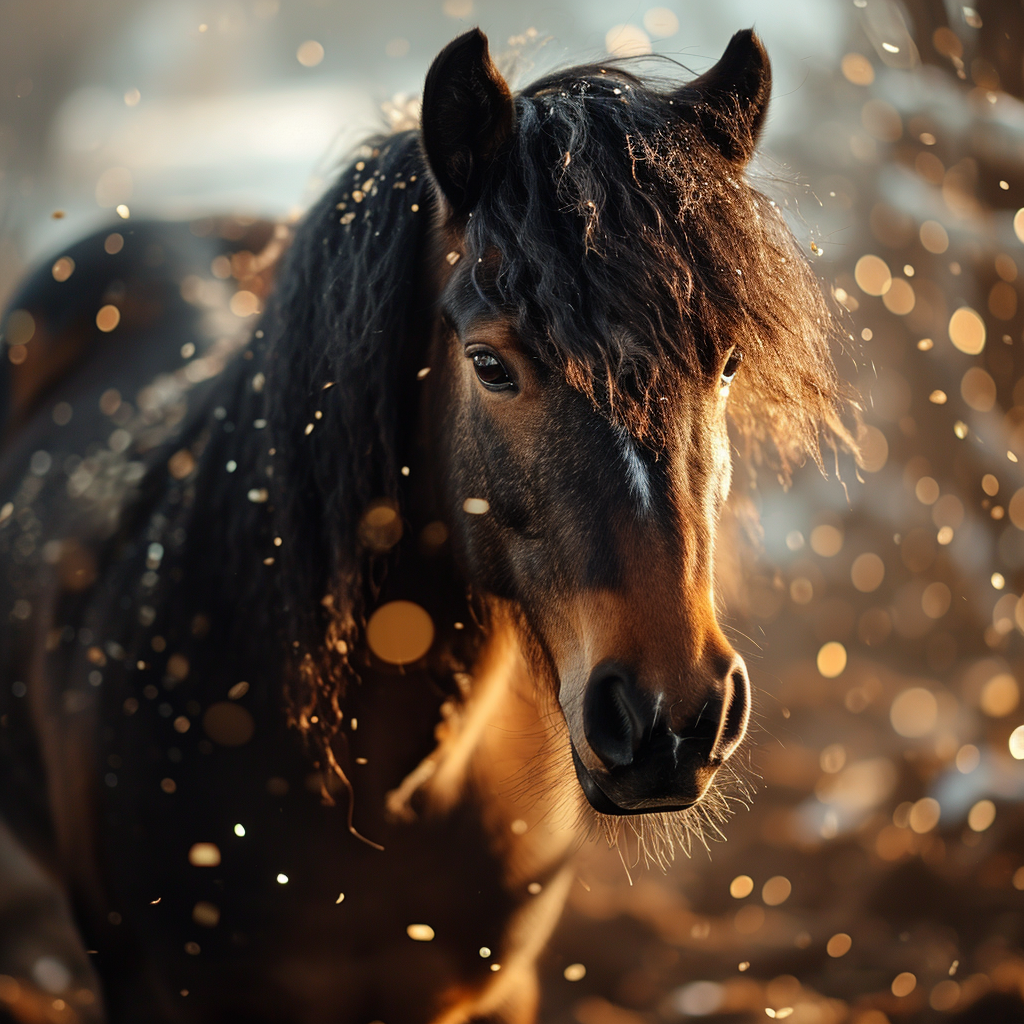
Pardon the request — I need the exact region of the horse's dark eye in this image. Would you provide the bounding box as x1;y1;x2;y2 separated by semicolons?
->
471;351;514;391
722;347;744;382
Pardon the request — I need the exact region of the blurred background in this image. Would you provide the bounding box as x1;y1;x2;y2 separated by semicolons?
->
3;0;1024;1021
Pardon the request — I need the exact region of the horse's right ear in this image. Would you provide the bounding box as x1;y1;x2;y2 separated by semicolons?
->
421;28;515;215
673;28;771;165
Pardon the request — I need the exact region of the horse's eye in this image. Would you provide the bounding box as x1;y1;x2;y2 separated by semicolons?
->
722;347;744;382
471;350;515;391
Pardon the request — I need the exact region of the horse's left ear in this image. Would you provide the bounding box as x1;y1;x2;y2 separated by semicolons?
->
421;28;515;215
674;28;771;165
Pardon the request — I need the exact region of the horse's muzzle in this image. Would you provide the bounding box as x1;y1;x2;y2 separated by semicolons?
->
570;658;750;815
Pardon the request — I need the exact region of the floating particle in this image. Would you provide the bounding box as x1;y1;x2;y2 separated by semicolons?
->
360;497;403;548
982;474;999;496
968;799;995;832
490;963;501;972
909;797;941;833
643;7;679;37
563;963;586;982
817;642;847;678
463;498;490;515
738;961;750;971
931;980;961;1011
921;582;951;619
1009;726;1024;759
920;220;949;253
810;524;843;556
203;702;255;746
605;24;651;56
116;205;130;219
510;819;528;835
762;876;791;906
104;233;124;255
184;942;200;956
980;672;1017;715
841;52;874;85
820;744;846;773
854;254;891;296
729;874;754;898
991;572;1006;590
124;88;141;106
192;902;220;927
527;882;542;895
479;946;491;957
160;778;176;793
230;291;260;318
827;933;852;957
304;423;314;435
233;824;245;837
851;553;885;592
247;488;269;503
276;873;288;885
410;203;419;212
366;601;434;664
296;41;324;67
336;893;345;904
949;307;986;354
891;687;938;737
96;305;120;332
52;257;75;282
928;390;947;404
954;422;969;439
892;972;917;997
406;924;434;941
188;843;221;867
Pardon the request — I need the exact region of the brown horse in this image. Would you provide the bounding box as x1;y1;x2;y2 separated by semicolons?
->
0;28;852;1024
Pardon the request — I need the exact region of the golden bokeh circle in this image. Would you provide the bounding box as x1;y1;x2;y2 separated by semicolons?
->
366;600;435;665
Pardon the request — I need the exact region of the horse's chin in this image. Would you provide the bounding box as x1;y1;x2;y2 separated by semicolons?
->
569;742;696;817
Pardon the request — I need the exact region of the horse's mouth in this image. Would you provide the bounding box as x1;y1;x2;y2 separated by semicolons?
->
569;742;696;817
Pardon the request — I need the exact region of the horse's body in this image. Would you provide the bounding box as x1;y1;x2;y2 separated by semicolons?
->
0;29;852;1024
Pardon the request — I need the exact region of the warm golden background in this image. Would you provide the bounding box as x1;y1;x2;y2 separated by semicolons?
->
2;1;1024;1022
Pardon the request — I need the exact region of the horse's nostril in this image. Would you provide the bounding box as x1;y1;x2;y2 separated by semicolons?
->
714;658;750;761
583;667;646;769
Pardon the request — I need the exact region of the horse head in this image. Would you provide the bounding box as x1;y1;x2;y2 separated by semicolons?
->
265;28;854;847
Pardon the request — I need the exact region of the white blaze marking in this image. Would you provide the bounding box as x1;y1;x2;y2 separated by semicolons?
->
617;429;652;512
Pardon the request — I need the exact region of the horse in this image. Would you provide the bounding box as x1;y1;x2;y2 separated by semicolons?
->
0;27;854;1024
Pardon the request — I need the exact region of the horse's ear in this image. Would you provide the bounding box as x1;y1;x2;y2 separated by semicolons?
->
421;28;515;215
674;29;771;165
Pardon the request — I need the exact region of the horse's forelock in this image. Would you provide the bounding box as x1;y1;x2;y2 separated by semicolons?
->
463;64;857;466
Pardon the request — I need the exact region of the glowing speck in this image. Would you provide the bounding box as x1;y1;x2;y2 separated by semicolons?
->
115;204;130;219
991;573;1005;590
406;923;434;941
827;933;852;957
276;873;289;885
479;946;491;957
892;972;917;997
188;843;221;867
463;498;490;515
233;824;245;837
729;875;754;899
563;963;586;982
1009;725;1024;759
817;642;847;678
296;40;324;67
336;893;345;903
